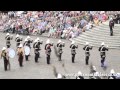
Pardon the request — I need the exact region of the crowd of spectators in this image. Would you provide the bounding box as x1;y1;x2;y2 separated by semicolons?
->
0;11;112;39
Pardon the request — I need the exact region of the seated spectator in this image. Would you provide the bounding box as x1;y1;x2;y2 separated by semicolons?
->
84;22;93;31
0;11;110;40
94;17;99;26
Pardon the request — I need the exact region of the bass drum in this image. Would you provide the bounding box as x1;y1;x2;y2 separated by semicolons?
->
7;48;16;58
24;46;30;55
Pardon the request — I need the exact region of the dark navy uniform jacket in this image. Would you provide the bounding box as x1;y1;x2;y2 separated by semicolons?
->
70;44;78;55
5;35;11;45
99;45;108;57
45;44;53;55
83;45;92;56
57;43;64;54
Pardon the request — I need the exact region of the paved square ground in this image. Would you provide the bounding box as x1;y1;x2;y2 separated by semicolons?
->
0;33;120;79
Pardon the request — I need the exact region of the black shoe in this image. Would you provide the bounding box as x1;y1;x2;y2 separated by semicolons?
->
20;65;23;67
35;61;39;63
101;64;104;67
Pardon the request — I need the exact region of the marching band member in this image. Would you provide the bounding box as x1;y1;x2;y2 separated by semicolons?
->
15;34;23;48
76;71;84;79
89;65;101;79
116;73;120;79
83;42;93;65
57;73;63;79
33;39;40;63
5;33;13;48
70;41;78;63
33;38;43;62
89;66;97;79
33;39;38;49
90;66;97;73
1;47;10;71
17;44;24;67
108;69;116;79
23;38;29;61
57;40;65;61
36;38;43;58
25;36;33;49
99;42;108;67
45;39;53;64
93;72;101;79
